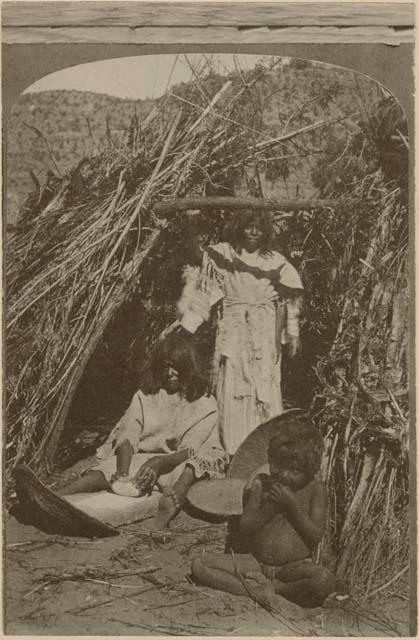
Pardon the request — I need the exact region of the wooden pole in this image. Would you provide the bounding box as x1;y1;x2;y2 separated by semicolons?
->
153;196;340;217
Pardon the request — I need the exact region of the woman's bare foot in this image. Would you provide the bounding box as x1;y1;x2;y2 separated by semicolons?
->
149;488;181;530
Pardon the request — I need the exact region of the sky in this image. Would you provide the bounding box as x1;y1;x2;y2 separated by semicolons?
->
23;54;285;101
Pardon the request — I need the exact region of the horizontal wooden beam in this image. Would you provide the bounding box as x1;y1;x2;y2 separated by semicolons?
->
153;196;340;217
2;2;415;28
2;25;414;44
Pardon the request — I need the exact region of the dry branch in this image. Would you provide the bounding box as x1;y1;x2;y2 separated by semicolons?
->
153;196;338;217
39;228;164;470
255;112;360;150
23;121;63;177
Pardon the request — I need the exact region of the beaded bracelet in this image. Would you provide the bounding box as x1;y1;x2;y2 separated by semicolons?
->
164;487;181;512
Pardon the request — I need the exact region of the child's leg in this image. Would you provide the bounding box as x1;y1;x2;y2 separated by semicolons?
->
192;553;265;596
151;465;195;529
56;471;110;496
273;560;336;608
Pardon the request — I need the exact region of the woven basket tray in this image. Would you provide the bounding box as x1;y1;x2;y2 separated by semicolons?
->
187;478;246;517
227;409;305;480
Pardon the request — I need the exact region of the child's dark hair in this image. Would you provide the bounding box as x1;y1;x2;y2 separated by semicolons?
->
142;333;207;402
224;209;274;256
268;416;323;482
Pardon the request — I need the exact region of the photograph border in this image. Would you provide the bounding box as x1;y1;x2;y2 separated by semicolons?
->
2;1;416;636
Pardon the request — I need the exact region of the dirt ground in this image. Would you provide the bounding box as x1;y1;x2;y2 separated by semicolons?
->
5;505;410;637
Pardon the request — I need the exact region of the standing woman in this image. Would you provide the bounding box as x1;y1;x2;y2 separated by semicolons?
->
177;209;304;456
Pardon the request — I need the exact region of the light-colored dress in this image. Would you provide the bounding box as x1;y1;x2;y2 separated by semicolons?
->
93;388;227;486
179;242;303;455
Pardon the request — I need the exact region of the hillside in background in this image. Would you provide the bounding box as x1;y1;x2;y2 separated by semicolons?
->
6;90;154;224
5;58;380;224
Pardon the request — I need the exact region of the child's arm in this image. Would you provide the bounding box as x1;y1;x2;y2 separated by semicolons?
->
239;477;277;538
269;481;327;550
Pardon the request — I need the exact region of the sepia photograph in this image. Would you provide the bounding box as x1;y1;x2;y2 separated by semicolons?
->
2;2;415;636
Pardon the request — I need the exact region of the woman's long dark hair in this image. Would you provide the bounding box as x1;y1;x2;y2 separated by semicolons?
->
141;333;207;402
224;208;275;256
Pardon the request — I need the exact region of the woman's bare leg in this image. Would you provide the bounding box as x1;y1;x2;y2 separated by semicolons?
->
151;466;195;529
56;471;110;496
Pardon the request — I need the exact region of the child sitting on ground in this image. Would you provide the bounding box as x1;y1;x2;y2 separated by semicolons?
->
191;417;336;608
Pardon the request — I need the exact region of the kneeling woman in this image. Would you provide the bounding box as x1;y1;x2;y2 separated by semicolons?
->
53;334;227;529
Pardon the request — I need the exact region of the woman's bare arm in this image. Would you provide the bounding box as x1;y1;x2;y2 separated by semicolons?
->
115;439;134;476
152;449;190;475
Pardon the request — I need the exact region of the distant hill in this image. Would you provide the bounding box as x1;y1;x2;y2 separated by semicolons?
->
5;60;380;225
6;90;154;224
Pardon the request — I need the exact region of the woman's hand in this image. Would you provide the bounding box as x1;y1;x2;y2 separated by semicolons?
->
110;472;133;484
134;457;163;495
